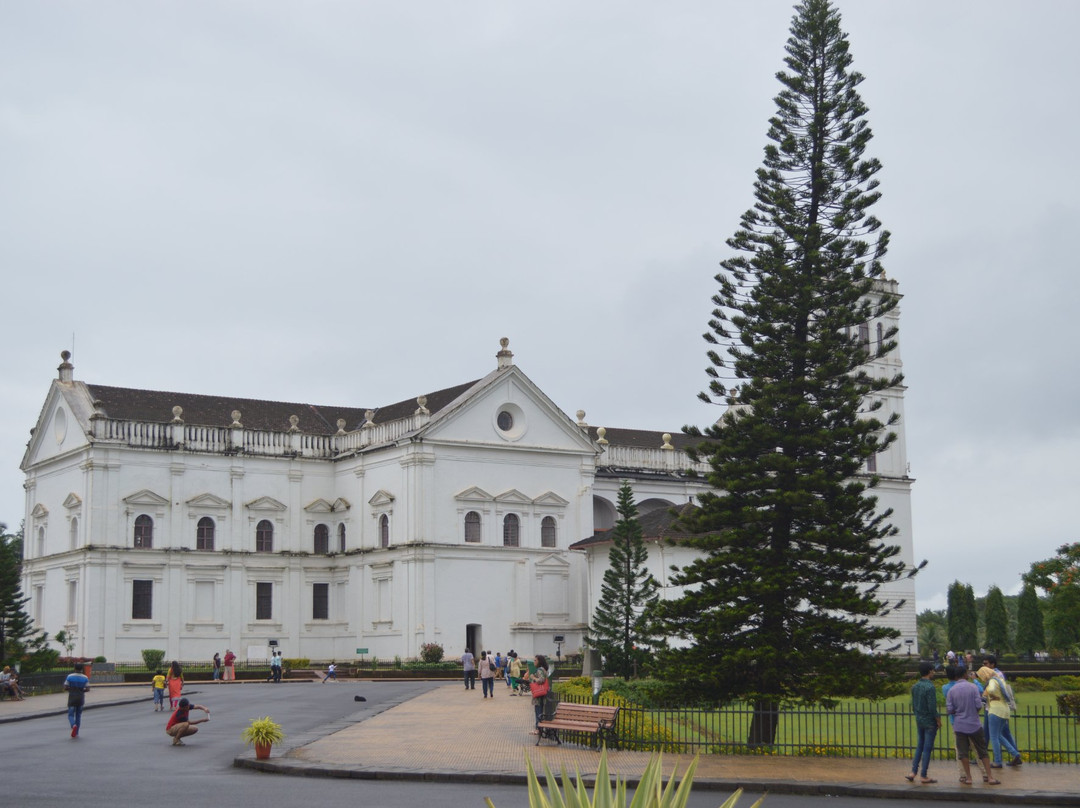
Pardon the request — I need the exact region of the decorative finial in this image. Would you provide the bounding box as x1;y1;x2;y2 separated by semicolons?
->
230;410;243;427
661;433;674;450
171;406;184;424
415;395;429;416
335;418;347;436
362;409;376;428
58;350;74;383
576;410;587;427
596;426;608;445
496;337;514;369
288;414;300;432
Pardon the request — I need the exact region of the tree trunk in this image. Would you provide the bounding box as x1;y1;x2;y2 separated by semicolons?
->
747;699;779;748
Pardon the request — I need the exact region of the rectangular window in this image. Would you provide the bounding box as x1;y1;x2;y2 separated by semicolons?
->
866;452;877;473
312;583;329;620
256;582;273;620
67;580;77;622
132;579;152;620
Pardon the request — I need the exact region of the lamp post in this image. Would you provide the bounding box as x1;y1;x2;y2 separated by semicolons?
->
591;670;603;705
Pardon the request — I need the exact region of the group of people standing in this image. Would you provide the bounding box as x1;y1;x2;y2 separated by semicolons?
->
211;649;237;682
908;653;1022;786
460;648;552;731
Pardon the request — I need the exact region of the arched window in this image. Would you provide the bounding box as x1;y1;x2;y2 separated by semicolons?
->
37;525;45;556
314;523;329;554
69;516;79;551
197;517;215;551
134;514;153;549
464;511;481;543
256;520;274;553
503;514;520;547
379;514;390;548
338;523;346;553
876;322;884;351
541;516;557;548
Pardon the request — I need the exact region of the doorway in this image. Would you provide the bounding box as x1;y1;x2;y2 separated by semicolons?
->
466;623;482;657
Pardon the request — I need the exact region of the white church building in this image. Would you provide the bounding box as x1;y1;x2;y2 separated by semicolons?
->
21;305;917;664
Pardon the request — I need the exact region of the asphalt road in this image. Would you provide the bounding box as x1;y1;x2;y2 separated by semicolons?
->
0;682;1038;808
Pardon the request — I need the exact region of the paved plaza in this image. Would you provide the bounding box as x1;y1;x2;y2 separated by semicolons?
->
2;680;1077;804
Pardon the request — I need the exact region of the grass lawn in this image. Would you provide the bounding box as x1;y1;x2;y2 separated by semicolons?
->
619;693;1080;761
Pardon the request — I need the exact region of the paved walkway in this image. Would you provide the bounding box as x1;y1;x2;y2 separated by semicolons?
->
5;681;1078;803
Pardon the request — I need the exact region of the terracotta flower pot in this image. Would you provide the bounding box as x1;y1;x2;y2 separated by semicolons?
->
255;742;272;760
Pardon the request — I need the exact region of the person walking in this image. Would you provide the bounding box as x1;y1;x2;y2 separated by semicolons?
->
271;650;283;683
525;654;550;733
151;669;166;711
461;648;476;690
223;649;236;682
946;666;1000;785
322;662;337;682
165;697;210;746
977;666;1022;768
63;663;90;738
212;652;222;683
166;660;184;710
479;651;496;698
904;660;940;784
508;652;522;695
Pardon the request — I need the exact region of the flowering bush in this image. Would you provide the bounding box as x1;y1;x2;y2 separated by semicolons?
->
420;643;444;663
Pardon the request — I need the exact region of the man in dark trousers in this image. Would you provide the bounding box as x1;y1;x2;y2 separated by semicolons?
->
63;663;90;738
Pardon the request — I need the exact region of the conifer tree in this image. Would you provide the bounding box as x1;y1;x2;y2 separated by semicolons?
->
655;0;916;746
1015;582;1045;659
586;482;661;680
1;524;43;667
982;584;1010;653
947;581;978;652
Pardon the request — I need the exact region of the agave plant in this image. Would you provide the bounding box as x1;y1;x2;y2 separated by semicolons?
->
485;748;762;808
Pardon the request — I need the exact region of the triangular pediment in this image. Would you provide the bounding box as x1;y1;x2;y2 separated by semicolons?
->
368;490;395;507
123;489;170;507
331;497;352;512
187;493;230;510
304;498;334;513
22;382;96;471
414;365;599;455
535;552;570;569
533;491;569;507
31;503;49;519
454;486;494;502
63;493;83;510
495;489;532;505
245;496;287;512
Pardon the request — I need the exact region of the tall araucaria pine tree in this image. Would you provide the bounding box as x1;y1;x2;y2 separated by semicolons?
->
655;0;918;746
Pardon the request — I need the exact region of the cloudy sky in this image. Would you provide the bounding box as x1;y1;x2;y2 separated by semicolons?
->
2;1;1077;613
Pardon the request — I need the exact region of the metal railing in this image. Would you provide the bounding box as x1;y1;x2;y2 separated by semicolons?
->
554;693;1080;763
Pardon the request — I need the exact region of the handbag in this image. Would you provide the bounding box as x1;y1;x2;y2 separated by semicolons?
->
529;677;550;698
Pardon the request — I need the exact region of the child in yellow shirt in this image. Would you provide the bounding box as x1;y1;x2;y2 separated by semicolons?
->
152;670;166;712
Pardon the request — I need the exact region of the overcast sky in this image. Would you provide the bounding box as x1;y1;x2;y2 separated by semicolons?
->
2;1;1077;614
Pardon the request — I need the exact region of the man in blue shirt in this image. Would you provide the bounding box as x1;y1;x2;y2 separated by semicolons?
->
63;663;90;738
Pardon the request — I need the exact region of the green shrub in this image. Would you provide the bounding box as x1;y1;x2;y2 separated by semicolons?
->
606;677;686;708
1056;693;1080;719
1001;653;1018;663
282;658;309;669
93;655;107;663
141;649;166;672
554;680;681;752
420;643;444;663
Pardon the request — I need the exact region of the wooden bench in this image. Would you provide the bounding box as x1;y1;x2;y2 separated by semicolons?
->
536;702;619;748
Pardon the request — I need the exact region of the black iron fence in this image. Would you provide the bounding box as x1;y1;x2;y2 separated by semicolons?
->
553;693;1080;763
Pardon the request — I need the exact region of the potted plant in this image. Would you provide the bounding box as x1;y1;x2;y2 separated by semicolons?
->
241;716;285;760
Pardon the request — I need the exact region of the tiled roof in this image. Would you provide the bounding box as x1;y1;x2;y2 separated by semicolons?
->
84;379;479;436
586;426;698;452
569;502;699;550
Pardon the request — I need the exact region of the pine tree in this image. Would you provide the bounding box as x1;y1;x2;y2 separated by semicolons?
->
655;0;916;746
1015;582;1045;659
585;482;661;680
1;524;42;667
946;581;977;652
983;585;1010;653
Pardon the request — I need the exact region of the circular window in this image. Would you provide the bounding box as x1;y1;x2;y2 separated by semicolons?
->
493;403;526;441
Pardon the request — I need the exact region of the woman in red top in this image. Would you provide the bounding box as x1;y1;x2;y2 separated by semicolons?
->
223;649;236;682
165;697;210;746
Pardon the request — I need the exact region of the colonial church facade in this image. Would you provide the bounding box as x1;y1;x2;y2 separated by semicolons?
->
21;301;916;664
